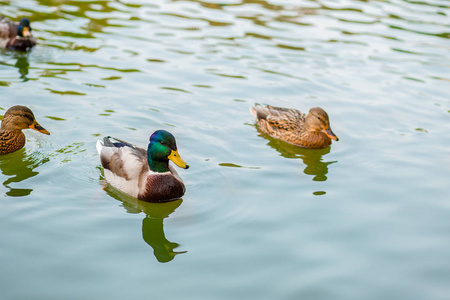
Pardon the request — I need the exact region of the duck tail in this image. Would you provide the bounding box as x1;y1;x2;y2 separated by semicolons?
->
102;136;116;147
249;106;257;118
102;136;134;148
250;103;269;121
250;103;264;118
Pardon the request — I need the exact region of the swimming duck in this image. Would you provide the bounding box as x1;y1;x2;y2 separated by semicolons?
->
250;104;338;149
0;17;37;50
0;105;50;155
96;130;189;203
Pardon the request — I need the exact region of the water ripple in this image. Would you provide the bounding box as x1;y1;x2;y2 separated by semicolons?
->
1;0;449;298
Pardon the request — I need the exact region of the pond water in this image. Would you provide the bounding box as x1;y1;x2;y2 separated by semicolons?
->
1;0;449;299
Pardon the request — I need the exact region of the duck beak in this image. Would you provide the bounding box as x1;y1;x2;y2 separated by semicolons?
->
323;128;338;141
168;150;189;169
22;26;31;37
29;120;50;135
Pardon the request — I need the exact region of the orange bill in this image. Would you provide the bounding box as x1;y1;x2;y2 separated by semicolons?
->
29;120;50;135
323;128;338;141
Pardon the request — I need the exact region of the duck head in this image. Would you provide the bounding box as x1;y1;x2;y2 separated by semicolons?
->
1;105;49;134
305;107;338;141
147;130;189;173
17;18;32;38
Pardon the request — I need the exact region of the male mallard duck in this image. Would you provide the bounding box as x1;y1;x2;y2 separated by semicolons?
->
0;17;37;50
96;130;189;202
0;105;50;155
250;104;338;149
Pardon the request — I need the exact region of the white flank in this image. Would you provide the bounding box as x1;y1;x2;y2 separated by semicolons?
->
104;169;142;198
100;145;150;198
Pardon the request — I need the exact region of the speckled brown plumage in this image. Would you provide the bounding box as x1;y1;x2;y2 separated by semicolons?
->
0;105;50;155
250;104;338;149
0;129;26;155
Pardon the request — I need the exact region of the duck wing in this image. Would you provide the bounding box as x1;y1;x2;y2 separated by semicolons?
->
0;17;17;40
0;18;14;49
251;104;305;132
97;136;148;180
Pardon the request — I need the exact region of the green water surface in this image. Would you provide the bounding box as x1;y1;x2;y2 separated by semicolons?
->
1;0;449;299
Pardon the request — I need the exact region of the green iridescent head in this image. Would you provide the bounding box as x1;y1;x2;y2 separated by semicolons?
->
18;18;32;38
147;130;189;173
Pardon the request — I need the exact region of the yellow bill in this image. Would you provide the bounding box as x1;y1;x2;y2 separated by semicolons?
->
22;26;31;37
168;150;189;169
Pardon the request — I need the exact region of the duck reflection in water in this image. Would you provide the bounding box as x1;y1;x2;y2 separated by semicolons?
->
14;52;30;80
260;132;336;181
105;186;186;263
0;50;31;80
0;149;49;196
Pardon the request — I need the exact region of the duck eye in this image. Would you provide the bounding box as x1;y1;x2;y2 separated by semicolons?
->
160;141;165;145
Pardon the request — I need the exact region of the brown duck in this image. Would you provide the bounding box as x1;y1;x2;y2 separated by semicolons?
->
0;17;37;51
250;104;338;149
0;105;50;155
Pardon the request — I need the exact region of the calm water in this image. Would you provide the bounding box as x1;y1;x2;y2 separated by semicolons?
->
1;0;449;299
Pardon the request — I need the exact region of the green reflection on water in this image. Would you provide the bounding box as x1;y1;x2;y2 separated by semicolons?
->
0;149;49;197
257;130;337;182
45;89;86;96
104;184;186;263
219;162;260;169
44;116;66;121
0;50;31;81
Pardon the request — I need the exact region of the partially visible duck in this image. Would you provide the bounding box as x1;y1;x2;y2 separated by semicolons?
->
250;104;338;149
0;105;50;155
0;17;37;51
96;130;189;203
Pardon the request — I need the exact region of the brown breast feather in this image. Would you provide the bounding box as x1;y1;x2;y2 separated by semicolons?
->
0;130;26;154
139;173;185;202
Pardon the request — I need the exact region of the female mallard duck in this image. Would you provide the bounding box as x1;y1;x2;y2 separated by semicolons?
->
96;130;189;203
250;104;338;149
0;105;50;155
0;17;37;50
